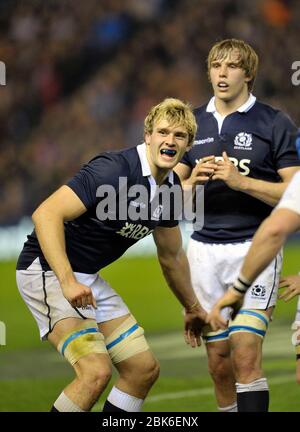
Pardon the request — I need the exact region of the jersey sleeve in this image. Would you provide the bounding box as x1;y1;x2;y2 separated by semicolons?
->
158;219;179;228
66;153;129;209
179;150;193;167
272;111;300;170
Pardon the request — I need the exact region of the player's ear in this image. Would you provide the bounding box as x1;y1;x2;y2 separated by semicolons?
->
245;74;252;84
144;132;151;145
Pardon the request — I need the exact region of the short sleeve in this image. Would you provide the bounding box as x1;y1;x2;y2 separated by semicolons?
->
179;150;193;167
272;112;300;170
67;153;129;209
158;219;179;228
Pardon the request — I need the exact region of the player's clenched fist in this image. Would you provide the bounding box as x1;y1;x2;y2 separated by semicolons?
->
61;281;97;309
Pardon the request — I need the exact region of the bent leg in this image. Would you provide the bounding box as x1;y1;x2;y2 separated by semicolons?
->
99;314;159;411
48;317;112;411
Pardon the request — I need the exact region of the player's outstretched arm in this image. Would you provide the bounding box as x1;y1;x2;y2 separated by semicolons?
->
208;208;300;331
32;185;96;308
239;208;300;285
153;225;207;347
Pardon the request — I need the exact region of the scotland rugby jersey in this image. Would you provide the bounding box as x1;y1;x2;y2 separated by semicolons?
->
17;144;181;274
180;96;300;243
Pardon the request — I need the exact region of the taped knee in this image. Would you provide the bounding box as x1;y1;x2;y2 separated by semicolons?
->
202;324;229;344
57;320;107;365
105;315;149;364
228;309;269;339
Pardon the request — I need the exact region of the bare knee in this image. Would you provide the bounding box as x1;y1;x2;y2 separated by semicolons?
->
231;341;262;383
206;341;233;384
132;355;160;386
120;353;160;387
208;350;233;384
75;354;112;397
142;356;160;385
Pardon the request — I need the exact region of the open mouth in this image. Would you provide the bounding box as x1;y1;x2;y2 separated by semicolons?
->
218;82;229;89
160;149;177;158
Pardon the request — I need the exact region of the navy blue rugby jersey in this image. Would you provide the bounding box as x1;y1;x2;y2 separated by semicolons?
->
180;100;300;243
17;145;181;274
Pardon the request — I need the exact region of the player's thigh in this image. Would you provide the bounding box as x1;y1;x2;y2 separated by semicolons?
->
228;306;273;358
48;316;98;348
186;239;227;313
229;328;264;369
98;314;153;370
205;339;231;371
48;316;110;371
98;314;131;338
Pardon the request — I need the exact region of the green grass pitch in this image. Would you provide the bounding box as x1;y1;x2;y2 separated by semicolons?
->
0;243;299;411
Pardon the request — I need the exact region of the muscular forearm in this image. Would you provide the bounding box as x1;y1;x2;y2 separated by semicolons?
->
158;248;198;309
32;208;76;286
240;220;287;283
238;177;287;207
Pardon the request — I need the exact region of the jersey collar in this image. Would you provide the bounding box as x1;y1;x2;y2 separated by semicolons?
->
206;93;256;114
136;143;174;185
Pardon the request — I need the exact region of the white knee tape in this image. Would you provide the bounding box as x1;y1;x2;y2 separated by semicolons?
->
229;309;269;339
57;320;107;365
105;315;149;364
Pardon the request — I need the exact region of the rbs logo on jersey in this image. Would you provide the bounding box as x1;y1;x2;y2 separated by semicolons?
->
214;156;251;176
116;222;153;240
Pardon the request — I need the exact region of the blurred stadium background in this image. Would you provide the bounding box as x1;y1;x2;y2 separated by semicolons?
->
0;0;299;411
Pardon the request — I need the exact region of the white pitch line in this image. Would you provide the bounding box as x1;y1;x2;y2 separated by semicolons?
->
146;374;295;403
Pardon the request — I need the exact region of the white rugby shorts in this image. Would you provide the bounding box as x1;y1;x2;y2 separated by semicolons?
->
187;238;282;319
16;258;130;339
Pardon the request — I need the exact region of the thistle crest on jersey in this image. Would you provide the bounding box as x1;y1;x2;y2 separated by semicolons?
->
251;284;266;299
234;132;252;150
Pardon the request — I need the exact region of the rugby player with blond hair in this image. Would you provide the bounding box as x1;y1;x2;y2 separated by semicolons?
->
16;98;207;412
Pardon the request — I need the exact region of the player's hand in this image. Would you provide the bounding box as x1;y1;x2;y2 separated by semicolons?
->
211;151;246;190
61;281;97;309
184;305;207;348
206;287;244;331
278;275;300;301
188;155;218;186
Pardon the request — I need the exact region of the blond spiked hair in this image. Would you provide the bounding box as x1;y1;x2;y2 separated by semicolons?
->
144;98;197;145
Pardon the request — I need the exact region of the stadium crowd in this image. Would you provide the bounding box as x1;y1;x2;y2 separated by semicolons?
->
1;0;299;224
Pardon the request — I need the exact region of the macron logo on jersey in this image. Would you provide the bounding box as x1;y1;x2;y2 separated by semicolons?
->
234;132;253;150
194;137;214;145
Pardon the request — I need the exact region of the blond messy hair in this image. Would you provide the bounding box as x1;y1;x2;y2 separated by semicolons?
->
207;39;259;91
144;98;197;145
